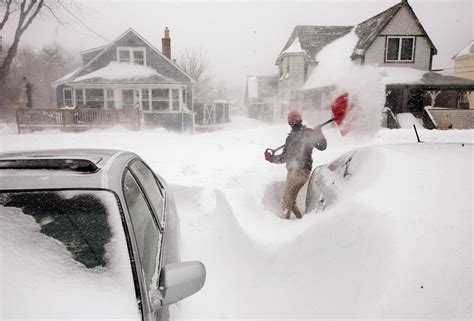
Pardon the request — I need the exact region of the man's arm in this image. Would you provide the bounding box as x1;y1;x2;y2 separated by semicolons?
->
269;136;290;163
312;129;327;151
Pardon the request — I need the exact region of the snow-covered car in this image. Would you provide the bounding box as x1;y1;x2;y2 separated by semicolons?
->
302;143;472;317
0;149;205;321
306;149;355;213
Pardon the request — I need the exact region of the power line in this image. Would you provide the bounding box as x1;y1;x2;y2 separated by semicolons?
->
57;2;109;43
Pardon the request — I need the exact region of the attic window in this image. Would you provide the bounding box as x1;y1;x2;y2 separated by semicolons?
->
117;47;146;65
386;36;415;62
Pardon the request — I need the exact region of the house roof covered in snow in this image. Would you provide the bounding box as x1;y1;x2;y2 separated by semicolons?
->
405;72;474;90
53;27;193;87
452;40;474;60
71;62;181;85
276;26;353;64
276;0;437;64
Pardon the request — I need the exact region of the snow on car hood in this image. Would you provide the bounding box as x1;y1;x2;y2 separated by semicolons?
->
0;192;140;320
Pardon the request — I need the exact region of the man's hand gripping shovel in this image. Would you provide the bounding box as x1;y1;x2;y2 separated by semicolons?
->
264;93;352;160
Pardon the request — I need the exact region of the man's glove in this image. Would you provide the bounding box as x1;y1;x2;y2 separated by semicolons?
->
264;151;272;162
312;125;322;132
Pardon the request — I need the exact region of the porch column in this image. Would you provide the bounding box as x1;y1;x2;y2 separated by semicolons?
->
401;87;409;113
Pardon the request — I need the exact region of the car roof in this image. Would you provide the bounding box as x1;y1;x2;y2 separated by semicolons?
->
0;149;139;192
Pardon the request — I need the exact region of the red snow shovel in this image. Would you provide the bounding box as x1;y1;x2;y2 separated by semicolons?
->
265;93;351;157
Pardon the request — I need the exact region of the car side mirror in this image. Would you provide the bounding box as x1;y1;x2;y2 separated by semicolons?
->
149;261;206;309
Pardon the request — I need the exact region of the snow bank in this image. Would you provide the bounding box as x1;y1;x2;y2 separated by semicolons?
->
0;191;140;320
175;143;473;319
397;112;423;128
1;118;473;320
75;61;157;81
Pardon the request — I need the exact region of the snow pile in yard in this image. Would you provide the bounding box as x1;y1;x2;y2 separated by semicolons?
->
75;61;157;81
0;118;472;319
303;29;385;137
0;192;140;320
397;112;423;128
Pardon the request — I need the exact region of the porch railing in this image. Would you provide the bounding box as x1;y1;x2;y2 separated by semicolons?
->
15;108;141;133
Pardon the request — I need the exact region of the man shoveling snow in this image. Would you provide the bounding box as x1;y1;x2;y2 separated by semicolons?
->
265;110;327;219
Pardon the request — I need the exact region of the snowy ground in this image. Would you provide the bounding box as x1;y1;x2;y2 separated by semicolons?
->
0;117;472;319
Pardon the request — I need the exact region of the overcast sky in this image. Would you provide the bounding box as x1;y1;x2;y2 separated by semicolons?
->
3;0;472;88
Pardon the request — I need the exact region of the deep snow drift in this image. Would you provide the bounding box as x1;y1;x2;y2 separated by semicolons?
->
0;117;472;319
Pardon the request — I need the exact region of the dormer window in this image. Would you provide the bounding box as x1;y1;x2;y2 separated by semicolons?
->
386;36;415;62
117;47;146;65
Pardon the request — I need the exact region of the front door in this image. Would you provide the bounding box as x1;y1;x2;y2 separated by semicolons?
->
122;89;134;109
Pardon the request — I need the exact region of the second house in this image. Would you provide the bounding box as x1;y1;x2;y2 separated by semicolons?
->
53;27;195;131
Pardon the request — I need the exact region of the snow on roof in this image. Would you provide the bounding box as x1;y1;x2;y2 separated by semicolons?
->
452;40;474;59
378;67;425;85
52;68;81;87
75;62;156;81
72;62;179;85
282;36;303;54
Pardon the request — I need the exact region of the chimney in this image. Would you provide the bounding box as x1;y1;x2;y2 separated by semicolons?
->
162;27;171;60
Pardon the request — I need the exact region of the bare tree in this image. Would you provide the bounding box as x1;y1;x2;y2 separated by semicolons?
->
0;0;47;88
177;48;214;103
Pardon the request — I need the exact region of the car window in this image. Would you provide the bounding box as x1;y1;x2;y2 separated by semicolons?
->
0;190;115;268
123;170;162;289
129;161;165;226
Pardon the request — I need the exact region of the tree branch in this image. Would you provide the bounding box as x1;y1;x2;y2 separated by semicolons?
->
0;0;13;30
20;0;44;35
43;2;65;25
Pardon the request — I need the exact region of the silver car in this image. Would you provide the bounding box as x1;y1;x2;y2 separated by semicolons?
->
0;149;205;321
306;150;355;213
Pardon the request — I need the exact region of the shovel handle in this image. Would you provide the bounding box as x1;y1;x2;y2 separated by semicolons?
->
266;119;334;155
265;145;284;156
319;118;335;127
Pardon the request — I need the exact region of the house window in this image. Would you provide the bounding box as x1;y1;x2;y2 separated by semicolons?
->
118;50;130;63
106;89;114;108
75;89;85;107
63;89;73;107
85;89;104;108
182;89;186;104
133;51;144;65
386;36;415;62
141;89;150;111
151;88;169;112
117;47;146;65
171;89;180;111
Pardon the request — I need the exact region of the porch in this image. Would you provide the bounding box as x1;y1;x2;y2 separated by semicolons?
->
15;108;141;134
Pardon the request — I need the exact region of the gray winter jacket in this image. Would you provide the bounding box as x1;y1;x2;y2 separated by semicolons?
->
270;124;327;170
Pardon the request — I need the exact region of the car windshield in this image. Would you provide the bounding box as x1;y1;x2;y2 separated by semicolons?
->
0;189;141;319
1;190;114;268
